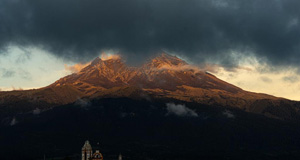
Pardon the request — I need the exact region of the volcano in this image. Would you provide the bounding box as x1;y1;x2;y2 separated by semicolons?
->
2;53;300;159
51;53;242;94
0;53;299;120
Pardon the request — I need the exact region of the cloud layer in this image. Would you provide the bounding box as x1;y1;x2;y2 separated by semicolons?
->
1;0;300;68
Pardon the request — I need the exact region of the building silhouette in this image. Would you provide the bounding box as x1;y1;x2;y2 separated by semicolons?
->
82;140;103;160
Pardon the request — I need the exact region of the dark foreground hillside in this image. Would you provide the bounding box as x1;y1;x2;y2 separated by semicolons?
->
1;98;300;160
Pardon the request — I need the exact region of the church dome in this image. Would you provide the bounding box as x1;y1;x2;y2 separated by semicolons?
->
92;150;103;160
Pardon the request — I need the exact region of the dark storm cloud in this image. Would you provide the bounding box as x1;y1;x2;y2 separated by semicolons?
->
1;0;300;67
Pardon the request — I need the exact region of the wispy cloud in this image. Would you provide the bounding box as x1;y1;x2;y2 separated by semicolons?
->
166;103;198;117
64;62;90;73
223;110;235;119
15;47;31;63
282;76;299;83
0;68;31;80
0;68;15;78
100;53;121;61
260;76;272;83
75;98;91;108
18;68;32;80
33;108;41;115
10;117;18;126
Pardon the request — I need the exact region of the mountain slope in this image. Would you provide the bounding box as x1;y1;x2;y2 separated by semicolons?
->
2;98;300;159
0;53;299;120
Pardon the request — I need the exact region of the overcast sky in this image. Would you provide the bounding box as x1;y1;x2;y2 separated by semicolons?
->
1;0;300;100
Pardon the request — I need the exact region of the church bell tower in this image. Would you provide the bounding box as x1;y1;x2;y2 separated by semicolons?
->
82;140;93;160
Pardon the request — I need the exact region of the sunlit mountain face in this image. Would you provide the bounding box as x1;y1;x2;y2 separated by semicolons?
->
1;53;299;121
52;53;240;92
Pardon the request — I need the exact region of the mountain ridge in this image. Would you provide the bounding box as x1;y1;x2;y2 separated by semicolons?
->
0;53;299;120
51;53;243;92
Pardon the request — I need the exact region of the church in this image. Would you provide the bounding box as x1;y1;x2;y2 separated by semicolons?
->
81;140;122;160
